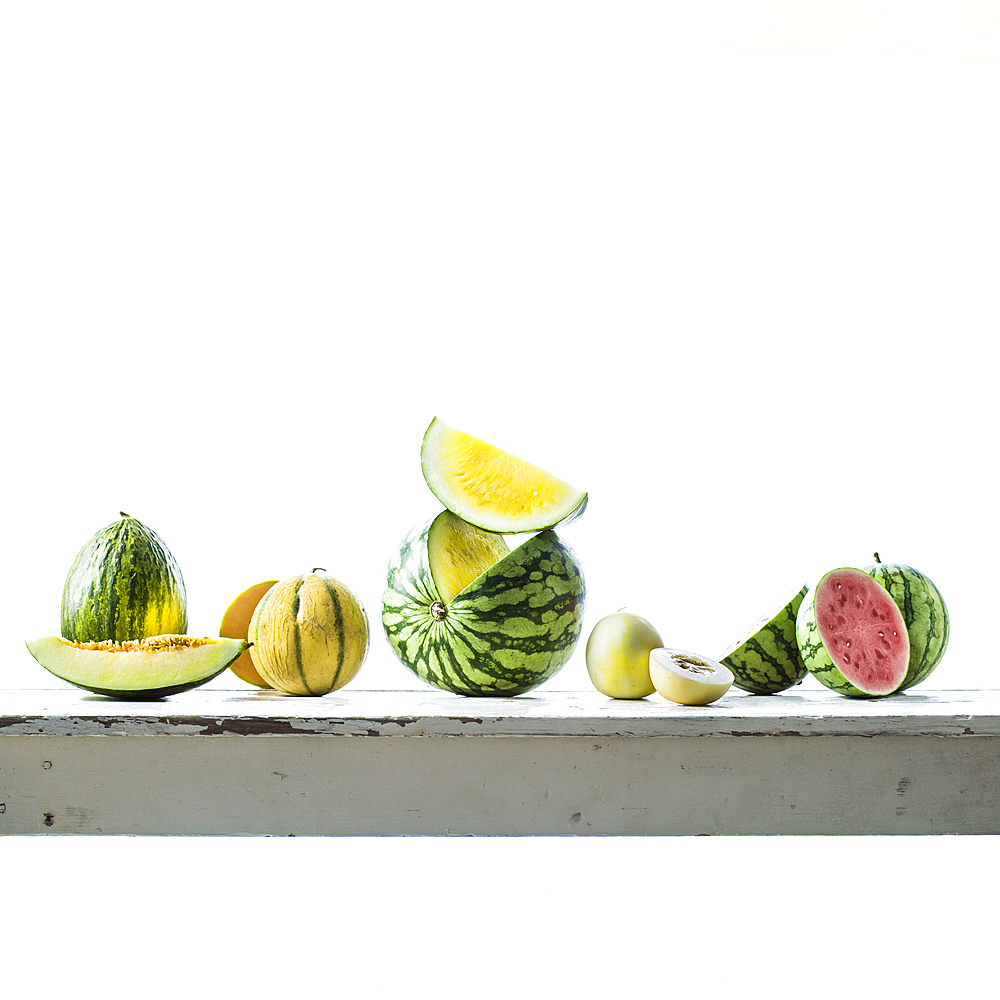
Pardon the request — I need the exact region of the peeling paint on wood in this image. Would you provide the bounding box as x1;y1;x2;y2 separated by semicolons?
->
3;687;1000;836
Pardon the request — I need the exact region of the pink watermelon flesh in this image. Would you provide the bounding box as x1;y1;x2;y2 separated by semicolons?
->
816;568;909;695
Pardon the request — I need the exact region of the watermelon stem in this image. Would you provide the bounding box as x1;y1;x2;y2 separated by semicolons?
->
430;601;448;621
874;552;881;563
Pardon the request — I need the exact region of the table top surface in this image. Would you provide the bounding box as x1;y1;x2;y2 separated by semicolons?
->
3;685;998;738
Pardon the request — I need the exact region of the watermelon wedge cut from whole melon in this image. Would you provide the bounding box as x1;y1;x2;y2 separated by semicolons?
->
719;584;809;694
864;554;949;691
796;568;909;698
420;418;587;533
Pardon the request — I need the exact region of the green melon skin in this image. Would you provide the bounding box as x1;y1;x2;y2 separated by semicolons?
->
864;556;949;691
719;585;809;695
61;513;188;643
382;520;586;696
795;570;908;699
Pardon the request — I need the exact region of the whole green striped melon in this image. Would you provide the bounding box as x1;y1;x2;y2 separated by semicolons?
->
61;513;187;643
382;515;586;696
796;567;909;698
864;554;949;691
719;585;809;694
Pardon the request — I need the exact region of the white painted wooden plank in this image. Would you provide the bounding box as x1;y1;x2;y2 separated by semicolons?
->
3;732;996;836
5;687;999;836
2;686;999;738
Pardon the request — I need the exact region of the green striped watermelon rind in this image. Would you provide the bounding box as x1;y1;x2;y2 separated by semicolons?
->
61;513;188;644
795;569;908;699
719;584;809;694
863;557;949;691
382;519;586;696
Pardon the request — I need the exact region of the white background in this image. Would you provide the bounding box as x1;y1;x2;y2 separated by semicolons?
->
2;2;998;995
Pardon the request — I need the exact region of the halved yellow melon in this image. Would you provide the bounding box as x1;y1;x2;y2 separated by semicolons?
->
649;648;734;706
219;579;278;687
420;418;587;533
25;634;247;700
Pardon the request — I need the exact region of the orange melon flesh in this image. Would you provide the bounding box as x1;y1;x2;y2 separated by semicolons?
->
420;418;587;533
220;580;278;687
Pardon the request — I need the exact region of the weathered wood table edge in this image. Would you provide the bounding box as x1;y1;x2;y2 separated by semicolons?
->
2;686;997;836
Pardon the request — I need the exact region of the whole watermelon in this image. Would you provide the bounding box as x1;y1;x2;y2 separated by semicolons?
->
382;520;585;696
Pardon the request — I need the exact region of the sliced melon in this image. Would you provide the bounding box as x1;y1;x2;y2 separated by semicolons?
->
25;634;247;700
427;510;510;603
220;579;278;687
420;417;587;533
649;648;734;706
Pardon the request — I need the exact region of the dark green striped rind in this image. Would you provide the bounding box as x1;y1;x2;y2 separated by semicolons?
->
720;585;809;694
382;521;585;696
863;560;949;691
61;514;187;643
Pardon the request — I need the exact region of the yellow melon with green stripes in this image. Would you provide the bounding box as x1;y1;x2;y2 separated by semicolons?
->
249;569;369;696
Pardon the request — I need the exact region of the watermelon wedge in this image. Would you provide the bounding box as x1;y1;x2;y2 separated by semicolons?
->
420;418;587;534
720;584;808;694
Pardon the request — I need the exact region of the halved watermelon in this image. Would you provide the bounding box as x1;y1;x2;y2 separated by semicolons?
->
796;568;909;697
420;418;587;533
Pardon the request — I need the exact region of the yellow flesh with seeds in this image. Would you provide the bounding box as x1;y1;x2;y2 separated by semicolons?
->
427;510;510;604
421;419;586;533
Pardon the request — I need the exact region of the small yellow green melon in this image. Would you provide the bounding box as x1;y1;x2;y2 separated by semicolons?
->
249;569;369;696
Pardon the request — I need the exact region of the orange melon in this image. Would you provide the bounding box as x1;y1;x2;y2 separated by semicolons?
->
219;580;278;687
